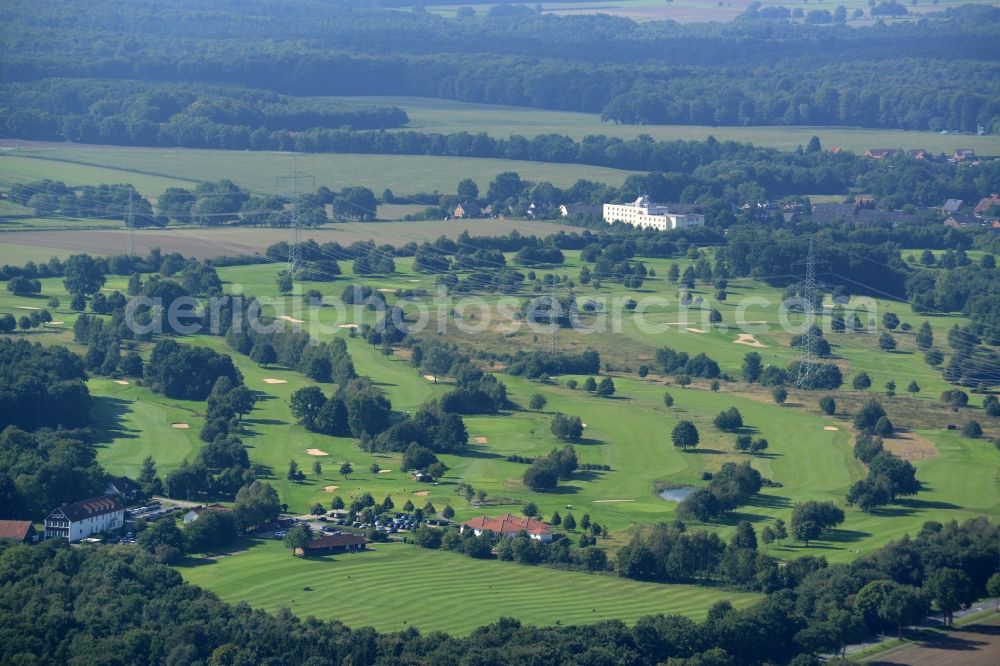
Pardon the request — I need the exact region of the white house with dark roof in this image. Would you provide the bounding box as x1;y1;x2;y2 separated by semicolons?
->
44;495;123;542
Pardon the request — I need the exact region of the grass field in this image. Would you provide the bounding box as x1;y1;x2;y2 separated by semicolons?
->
2;237;996;632
0;146;638;197
177;539;758;634
0;154;195;196
330;95;1000;156
0;218;570;264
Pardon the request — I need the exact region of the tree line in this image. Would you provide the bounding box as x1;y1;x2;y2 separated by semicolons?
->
5;514;994;664
3;2;997;133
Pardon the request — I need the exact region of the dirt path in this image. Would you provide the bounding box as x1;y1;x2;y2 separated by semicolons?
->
862;618;1000;665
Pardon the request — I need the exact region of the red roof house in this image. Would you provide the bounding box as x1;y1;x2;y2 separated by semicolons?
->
461;513;554;542
0;520;38;544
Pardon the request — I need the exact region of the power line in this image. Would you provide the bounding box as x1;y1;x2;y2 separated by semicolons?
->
276;156;314;278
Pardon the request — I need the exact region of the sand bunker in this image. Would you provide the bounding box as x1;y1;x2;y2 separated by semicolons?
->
473;436;489;444
306;449;329;456
377;469;392;474
338;323;358;329
407;279;420;283
592;499;634;503
262;378;287;384
423;374;438;382
686;327;706;334
582;422;588;429
114;380;130;385
377;288;395;293
413;490;430;496
171;423;190;429
323;485;340;493
278;315;304;324
13;305;40;310
823;426;840;431
734;333;767;348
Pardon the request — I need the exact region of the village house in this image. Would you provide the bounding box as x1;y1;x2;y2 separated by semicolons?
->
452;204;466;219
603;196;705;231
461;513;554;542
559;203;602;218
941;199;964;215
295;533;366;556
182;503;233;524
953;148;976;162
104;476;142;504
943;213;979;229
974;195;1000;219
907;149;928;160
0;520;39;544
44;495;123;542
864;148;897;159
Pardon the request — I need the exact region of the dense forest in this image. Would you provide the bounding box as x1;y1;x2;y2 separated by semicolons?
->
0;1;996;136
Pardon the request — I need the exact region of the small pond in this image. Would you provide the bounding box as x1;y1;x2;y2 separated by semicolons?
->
658;486;695;502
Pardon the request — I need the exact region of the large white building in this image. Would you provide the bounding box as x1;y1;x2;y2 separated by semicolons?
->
45;495;124;542
603;196;705;231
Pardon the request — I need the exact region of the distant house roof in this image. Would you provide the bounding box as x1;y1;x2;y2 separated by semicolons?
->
51;496;122;522
0;520;35;542
302;534;366;551
854;209;921;228
974;195;1000;217
462;513;552;536
864;148;898;159
810;202;859;223
953;148;976;161
560;203;602;217
106;477;141;497
907;149;928;159
183;503;232;521
944;213;979;228
941;199;964;214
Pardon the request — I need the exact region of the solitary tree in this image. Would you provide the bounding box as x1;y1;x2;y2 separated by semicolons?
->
907;381;920;395
583;377;597;392
312;460;322;475
852;372;872;391
563;511;576;530
663;391;674;407
915;321;934;350
819;396;836;415
339;462;353;478
878;332;897;351
772;386;788;405
596;377;616;397
370;463;381;474
522;501;538;518
284;523;312;555
672;420;700;450
529;393;547;411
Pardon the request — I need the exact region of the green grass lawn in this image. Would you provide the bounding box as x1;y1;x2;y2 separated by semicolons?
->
3;239;997;631
329;95;1000;157
177;539;759;634
1;148;638;197
0;154;194;197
